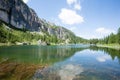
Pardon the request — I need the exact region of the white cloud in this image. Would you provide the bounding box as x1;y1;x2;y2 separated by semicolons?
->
67;0;81;10
97;55;111;62
75;27;116;39
58;8;84;25
58;64;83;80
74;3;81;10
23;0;29;3
96;27;115;34
67;0;77;5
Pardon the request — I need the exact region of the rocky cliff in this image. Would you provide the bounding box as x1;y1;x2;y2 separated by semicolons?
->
0;0;76;41
0;0;41;31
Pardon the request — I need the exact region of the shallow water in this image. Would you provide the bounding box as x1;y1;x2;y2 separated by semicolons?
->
0;44;120;80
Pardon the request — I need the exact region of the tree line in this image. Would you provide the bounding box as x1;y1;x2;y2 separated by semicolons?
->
89;27;120;45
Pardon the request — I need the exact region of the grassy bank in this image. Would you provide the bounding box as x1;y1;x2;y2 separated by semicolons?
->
97;44;120;50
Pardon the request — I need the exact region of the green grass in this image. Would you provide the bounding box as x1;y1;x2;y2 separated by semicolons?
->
97;44;120;50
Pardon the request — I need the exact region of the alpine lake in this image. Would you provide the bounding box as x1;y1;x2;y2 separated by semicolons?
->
0;44;120;80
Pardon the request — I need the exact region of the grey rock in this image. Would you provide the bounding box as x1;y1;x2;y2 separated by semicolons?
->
0;0;40;31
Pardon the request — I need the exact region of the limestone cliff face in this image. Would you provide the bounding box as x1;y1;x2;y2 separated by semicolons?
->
0;0;76;40
0;0;41;31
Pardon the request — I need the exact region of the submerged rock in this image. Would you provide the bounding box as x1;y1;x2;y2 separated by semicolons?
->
32;67;61;80
32;64;84;80
0;58;45;80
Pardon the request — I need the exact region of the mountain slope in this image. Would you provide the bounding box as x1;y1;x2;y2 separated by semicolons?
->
0;0;86;44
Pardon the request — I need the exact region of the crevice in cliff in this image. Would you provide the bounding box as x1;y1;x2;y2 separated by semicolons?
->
0;8;8;13
8;0;15;25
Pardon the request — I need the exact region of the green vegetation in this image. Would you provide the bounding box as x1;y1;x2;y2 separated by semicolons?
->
90;46;120;62
97;44;120;50
0;21;59;45
0;21;87;45
98;27;120;44
0;22;41;45
2;20;119;48
89;39;98;45
89;27;120;49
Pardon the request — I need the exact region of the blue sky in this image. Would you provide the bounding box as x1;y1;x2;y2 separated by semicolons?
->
23;0;120;39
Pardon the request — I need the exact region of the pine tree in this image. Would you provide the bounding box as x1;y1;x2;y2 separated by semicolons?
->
108;33;116;44
117;27;120;44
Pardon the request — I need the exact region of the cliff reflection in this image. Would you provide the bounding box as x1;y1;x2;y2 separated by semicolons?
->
0;45;87;65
